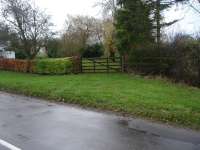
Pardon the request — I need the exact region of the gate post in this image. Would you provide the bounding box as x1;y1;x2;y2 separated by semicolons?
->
93;59;96;73
107;57;109;73
120;56;123;72
121;55;126;73
198;57;200;87
80;56;83;73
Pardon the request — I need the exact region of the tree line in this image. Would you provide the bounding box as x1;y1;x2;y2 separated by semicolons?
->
0;0;199;60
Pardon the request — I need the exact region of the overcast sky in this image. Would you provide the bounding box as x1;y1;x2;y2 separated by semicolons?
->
34;0;100;31
34;0;200;35
164;2;200;36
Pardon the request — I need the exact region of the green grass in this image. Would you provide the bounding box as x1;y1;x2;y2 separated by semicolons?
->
0;70;200;129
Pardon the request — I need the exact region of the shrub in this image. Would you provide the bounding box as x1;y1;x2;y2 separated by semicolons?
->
81;43;104;58
15;49;27;59
46;39;61;58
126;34;200;86
170;35;200;85
33;58;72;75
127;43;175;75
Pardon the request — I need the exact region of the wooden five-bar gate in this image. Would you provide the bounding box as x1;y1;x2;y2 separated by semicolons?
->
80;57;124;73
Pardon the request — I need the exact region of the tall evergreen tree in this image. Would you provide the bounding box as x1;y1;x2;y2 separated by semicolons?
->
115;0;154;55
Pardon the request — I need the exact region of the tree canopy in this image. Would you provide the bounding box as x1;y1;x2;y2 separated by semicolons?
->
115;0;154;54
0;0;53;59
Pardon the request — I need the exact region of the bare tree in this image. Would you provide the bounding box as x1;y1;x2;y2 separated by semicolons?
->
0;0;53;59
95;0;118;57
102;19;117;58
0;23;10;45
188;0;200;14
176;0;200;15
61;15;103;56
96;0;117;19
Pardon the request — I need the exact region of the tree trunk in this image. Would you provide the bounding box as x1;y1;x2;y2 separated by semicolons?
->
156;0;161;47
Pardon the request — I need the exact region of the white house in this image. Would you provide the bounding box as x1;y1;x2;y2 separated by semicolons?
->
36;47;48;58
0;44;15;59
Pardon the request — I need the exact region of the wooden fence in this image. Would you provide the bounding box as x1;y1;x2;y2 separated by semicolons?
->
80;57;124;73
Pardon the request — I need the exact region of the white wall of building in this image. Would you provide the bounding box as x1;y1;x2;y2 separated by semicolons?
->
0;50;15;59
2;51;15;59
0;44;15;59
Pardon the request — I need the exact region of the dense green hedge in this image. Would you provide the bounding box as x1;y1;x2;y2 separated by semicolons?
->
126;35;200;86
0;58;73;75
33;58;72;74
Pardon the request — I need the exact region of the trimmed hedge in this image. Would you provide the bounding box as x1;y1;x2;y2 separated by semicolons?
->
33;58;72;74
0;58;73;75
125;35;200;87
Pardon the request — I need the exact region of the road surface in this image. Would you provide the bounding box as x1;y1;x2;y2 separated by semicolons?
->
0;91;200;150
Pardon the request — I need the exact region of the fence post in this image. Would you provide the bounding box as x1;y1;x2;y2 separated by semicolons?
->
198;57;200;87
27;59;31;73
80;56;83;73
107;57;109;73
120;56;123;72
122;55;127;72
93;59;96;73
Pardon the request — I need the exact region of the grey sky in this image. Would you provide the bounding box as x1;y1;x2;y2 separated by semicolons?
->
34;0;200;35
165;2;200;36
35;0;101;30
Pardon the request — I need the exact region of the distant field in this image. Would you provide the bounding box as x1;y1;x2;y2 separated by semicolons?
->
0;70;200;129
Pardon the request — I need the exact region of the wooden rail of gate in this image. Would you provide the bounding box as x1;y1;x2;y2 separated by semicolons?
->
81;57;124;73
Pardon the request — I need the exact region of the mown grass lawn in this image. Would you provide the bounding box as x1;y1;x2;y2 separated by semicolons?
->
0;70;200;129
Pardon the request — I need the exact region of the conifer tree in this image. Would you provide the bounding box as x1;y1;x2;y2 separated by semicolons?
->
115;0;154;54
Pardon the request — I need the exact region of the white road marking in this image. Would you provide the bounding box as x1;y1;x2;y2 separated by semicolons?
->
0;139;21;150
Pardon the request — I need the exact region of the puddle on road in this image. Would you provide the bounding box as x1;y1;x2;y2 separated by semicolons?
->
17;134;30;142
118;119;148;135
16;114;23;118
117;117;200;148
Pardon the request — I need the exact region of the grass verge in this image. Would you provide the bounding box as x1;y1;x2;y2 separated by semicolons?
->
0;70;200;129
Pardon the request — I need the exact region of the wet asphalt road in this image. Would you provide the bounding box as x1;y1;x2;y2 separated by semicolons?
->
0;91;200;150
